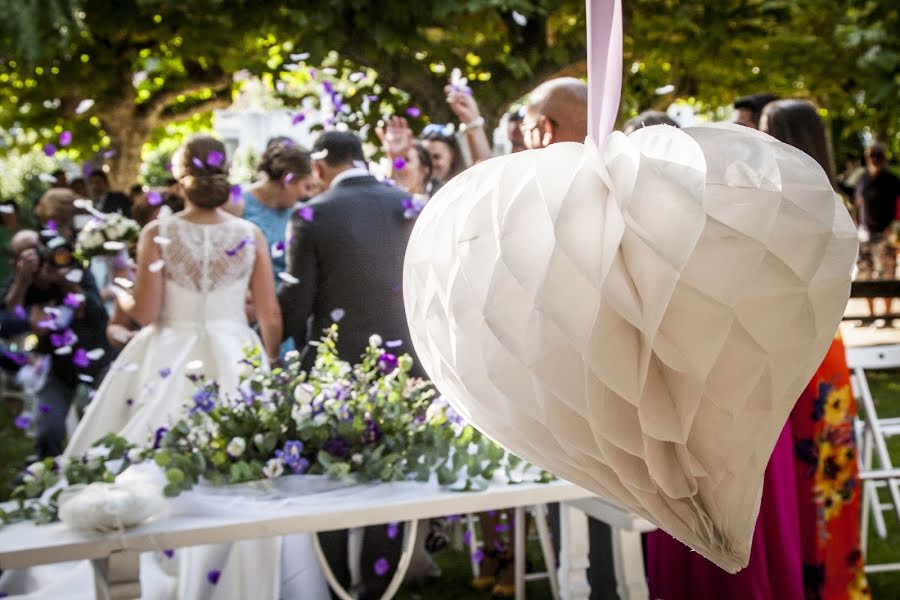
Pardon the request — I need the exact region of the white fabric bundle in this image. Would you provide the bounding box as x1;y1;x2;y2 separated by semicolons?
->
403;123;857;572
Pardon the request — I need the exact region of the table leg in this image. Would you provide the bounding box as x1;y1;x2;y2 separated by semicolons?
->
558;503;590;600
92;550;141;600
611;529;649;600
312;521;419;600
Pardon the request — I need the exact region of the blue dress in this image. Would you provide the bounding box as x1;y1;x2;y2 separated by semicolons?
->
241;189;294;277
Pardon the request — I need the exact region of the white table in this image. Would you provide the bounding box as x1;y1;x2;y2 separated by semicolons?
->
0;479;607;599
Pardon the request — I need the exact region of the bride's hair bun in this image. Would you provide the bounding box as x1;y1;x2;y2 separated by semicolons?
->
171;135;231;209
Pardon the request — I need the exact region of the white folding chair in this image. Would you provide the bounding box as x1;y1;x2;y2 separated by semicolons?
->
845;344;900;573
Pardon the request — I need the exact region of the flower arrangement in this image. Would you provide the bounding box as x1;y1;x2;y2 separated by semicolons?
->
1;327;550;526
75;213;141;260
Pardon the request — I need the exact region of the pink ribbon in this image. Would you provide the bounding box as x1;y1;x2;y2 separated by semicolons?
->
586;0;623;146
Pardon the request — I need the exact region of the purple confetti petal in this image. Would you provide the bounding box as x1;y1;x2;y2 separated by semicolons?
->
43;144;57;157
225;236;252;257
82;163;93;177
103;150;117;159
297;206;314;222
373;557;390;577
126;398;134;406
322;81;333;94
63;292;84;308
159;367;171;379
206;569;221;585
292;113;306;125
38;403;50;414
229;185;242;203
147;191;163;206
284;172;294;185
495;523;511;533
14;414;31;430
47;219;58;232
73;348;90;368
406;107;421;118
191;157;205;169
386;522;399;540
392;157;407;170
463;529;472;546
206;151;224;168
473;549;485;563
163;549;174;558
14;305;26;320
59;131;73;147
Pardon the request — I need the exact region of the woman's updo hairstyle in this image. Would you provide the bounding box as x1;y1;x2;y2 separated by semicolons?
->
171;135;231;208
257;140;312;185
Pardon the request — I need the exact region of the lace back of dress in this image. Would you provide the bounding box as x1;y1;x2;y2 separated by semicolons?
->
159;216;255;293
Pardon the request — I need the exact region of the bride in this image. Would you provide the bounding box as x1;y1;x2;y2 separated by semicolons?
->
48;135;328;599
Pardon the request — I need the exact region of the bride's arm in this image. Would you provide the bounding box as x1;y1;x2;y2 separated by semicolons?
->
116;222;163;326
249;227;283;362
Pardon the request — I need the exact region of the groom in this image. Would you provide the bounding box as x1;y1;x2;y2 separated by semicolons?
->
279;130;422;598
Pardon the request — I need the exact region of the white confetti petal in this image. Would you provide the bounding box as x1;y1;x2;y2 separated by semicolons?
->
0;205;15;214
290;52;310;61
113;277;134;289
86;348;105;361
512;11;527;26
655;84;676;95
38;173;59;183
157;206;173;218
46;236;66;249
278;272;300;285
77;374;95;383
103;241;126;251
349;72;365;83
149;259;165;273
330;308;345;323
75;99;95;114
322;67;337;75
54;346;72;356
270;243;285;258
153;235;172;246
186;360;204;371
65;269;84;283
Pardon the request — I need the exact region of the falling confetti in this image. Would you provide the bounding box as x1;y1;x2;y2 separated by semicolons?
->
75;99;95;114
206;570;221;585
297;206;314;222
65;269;84;283
149;259;165;273
43;144;57;157
373;557;390;577
512;10;528;26
406;107;421;118
278;272;300;285
113;277;134;289
147;191;163;206
330;308;346;323
230;185;242;204
86;348;105;361
59;131;73;147
103;241;126;252
292;113;306;125
206;151;225;168
186;360;204;371
153;235;172;246
385;340;403;348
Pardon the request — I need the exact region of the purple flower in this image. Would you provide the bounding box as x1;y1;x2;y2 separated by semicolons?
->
13;305;26;319
322;81;334;94
43;144;57;157
59;131;73;147
297;206;314;222
446;514;460;523
153;427;168;449
230;185;242;203
292;113;306;125
495;523;511;533
406;107;421;118
159;367;171;379
374;557;390;577
207;569;221;585
163;549;174;558
73;348;90;368
276;440;309;474
50;329;77;348
147;191;163;206
191;157;205;170
63;292;83;308
386;522;399;540
392;157;407;170
363;417;382;445
14;414;31;430
38;403;50;414
192;388;217;413
206;151;225;168
378;353;398;374
323;437;350;458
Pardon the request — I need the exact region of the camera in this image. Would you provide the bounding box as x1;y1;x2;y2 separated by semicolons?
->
37;233;78;270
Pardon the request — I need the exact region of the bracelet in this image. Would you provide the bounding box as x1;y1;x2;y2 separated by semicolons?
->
459;116;485;133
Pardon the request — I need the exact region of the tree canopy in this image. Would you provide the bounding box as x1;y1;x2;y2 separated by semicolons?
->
0;0;897;188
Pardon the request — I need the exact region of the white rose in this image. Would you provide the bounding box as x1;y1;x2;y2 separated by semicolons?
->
24;461;46;482
226;437;246;458
292;402;312;423
368;334;383;348
263;458;284;479
237;361;255;379
351;453;363;465
253;433;264;446
293;383;313;405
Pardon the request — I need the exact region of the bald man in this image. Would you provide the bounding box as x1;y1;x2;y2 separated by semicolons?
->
521;77;589;149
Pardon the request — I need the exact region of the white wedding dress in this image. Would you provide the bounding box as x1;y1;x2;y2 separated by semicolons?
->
0;215;329;600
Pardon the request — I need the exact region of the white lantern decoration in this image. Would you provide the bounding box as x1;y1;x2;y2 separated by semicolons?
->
403;123;857;572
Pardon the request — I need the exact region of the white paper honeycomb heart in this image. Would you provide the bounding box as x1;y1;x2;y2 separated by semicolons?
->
403;123;857;572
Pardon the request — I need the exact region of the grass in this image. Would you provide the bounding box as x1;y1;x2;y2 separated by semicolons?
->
861;370;900;599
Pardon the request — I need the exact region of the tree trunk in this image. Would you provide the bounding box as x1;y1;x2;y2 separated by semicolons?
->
97;104;158;191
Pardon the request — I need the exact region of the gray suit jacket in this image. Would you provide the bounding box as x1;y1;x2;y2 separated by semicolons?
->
279;175;425;376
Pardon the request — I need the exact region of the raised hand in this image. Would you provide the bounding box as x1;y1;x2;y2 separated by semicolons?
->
445;84;481;125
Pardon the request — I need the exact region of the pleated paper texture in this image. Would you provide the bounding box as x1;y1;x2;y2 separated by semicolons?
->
403;123;857;572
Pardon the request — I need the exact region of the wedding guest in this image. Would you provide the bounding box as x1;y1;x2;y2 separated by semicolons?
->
69;177;89;199
506;107;527;154
445;82;492;164
51;169;68;188
521;77;588;149
377;116;434;197
280;130;423;598
731;92;779;129
89;171;131;217
1;228;113;457
422;128;466;191
34;187;79;241
232;141;316;277
623;110;678;134
854;142;900;319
